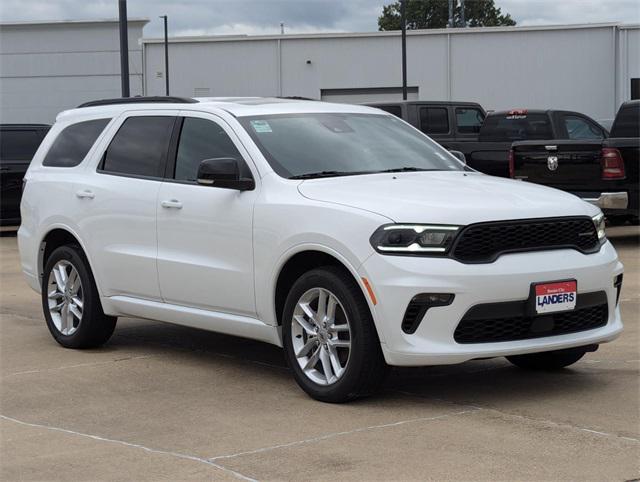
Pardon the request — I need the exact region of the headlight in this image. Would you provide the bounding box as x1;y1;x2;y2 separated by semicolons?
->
370;224;461;255
592;212;606;241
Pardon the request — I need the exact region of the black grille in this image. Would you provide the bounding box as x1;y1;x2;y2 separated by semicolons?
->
451;217;599;263
454;302;608;344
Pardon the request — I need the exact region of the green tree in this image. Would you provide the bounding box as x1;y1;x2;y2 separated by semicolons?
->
378;0;516;31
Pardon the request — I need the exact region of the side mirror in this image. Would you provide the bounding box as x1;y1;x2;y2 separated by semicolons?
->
449;150;466;164
196;158;255;191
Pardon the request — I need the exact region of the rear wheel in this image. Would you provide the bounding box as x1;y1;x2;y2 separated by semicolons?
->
507;347;588;370
282;266;387;403
42;245;116;348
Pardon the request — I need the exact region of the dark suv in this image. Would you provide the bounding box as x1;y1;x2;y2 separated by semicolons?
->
0;124;49;226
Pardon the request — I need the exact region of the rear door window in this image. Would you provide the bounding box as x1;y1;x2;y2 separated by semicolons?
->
562;115;604;140
43;119;110;167
419;107;449;135
455;107;485;134
479;113;552;142
101;116;175;178
0;129;44;162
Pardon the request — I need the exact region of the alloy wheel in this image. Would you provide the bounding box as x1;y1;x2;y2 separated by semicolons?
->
47;260;84;336
291;287;352;385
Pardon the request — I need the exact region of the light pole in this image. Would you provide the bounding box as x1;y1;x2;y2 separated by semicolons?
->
118;0;130;97
159;15;169;96
400;0;407;100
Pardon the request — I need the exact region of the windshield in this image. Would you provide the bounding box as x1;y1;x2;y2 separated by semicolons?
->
239;113;465;179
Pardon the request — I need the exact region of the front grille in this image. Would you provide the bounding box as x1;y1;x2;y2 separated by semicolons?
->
451;217;599;263
454;295;608;344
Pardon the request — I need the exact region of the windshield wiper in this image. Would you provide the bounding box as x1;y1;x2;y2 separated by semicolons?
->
289;170;370;180
377;167;438;173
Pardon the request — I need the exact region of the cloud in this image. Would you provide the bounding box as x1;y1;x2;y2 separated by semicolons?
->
0;0;638;37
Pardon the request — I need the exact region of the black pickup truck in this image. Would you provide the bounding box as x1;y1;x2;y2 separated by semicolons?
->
0;124;50;227
464;109;609;177
366;102;607;178
511;100;639;223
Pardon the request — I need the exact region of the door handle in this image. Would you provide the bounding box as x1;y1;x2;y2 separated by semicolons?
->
75;189;95;199
161;199;183;209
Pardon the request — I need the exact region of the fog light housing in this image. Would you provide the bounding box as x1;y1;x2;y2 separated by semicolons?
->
401;293;454;334
614;274;623;305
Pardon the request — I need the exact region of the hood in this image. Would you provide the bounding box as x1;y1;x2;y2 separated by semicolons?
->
297;171;598;225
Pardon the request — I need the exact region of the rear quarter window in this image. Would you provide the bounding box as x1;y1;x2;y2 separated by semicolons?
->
43;119;111;167
479;113;552;142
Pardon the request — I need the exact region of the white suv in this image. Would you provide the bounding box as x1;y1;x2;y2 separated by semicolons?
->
18;97;624;402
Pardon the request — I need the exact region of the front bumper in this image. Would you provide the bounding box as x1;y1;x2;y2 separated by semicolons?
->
359;241;623;366
580;192;628;211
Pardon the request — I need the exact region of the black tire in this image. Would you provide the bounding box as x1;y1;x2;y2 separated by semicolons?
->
282;266;388;403
507;347;588;370
42;245;117;348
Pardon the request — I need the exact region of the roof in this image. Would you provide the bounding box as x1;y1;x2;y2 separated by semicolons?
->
142;22;637;45
57;97;380;122
365;100;482;107
486;109;551;116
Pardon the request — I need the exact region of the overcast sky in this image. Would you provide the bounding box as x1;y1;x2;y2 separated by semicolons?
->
1;0;639;37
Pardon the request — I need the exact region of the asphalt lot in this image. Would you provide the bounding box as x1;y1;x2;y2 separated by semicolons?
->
1;226;638;481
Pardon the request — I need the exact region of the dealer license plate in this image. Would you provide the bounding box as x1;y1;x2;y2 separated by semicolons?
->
534;280;577;314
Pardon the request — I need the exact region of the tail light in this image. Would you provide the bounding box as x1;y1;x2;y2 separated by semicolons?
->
601;148;625;180
508;148;515;178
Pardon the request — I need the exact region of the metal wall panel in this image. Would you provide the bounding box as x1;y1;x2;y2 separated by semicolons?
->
0;20;147;124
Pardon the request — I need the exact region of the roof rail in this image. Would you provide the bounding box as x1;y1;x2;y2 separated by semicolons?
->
277;96;317;101
77;96;198;108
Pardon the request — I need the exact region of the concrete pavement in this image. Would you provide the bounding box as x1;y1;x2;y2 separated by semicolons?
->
1;226;638;481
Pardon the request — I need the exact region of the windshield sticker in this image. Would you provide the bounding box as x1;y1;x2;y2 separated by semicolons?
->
251;120;272;133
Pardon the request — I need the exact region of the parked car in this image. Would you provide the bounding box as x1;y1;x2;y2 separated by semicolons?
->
364;100;486;151
0;124;50;226
19;97;623;403
511;100;639;224
365;104;608;178
461;109;608;177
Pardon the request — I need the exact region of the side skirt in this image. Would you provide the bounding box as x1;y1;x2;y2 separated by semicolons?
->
102;296;283;347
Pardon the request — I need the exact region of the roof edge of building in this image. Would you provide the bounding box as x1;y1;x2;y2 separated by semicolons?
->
142;22;635;44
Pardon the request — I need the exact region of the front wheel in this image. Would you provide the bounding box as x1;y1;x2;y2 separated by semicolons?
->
282;267;387;403
507;347;589;370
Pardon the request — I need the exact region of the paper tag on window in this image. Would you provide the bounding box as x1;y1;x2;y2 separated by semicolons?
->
251;120;272;133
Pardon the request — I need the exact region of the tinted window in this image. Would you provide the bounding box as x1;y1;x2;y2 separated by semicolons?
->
376;105;402;117
419;107;449;135
174;117;245;181
43;119;110;167
102;116;175;177
563;115;604;140
0;129;44;161
610;103;640;138
479;113;552;142
239;113;464;179
456;107;485;134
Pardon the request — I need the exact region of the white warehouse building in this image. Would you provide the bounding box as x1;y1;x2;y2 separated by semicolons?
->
1;20;638;124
